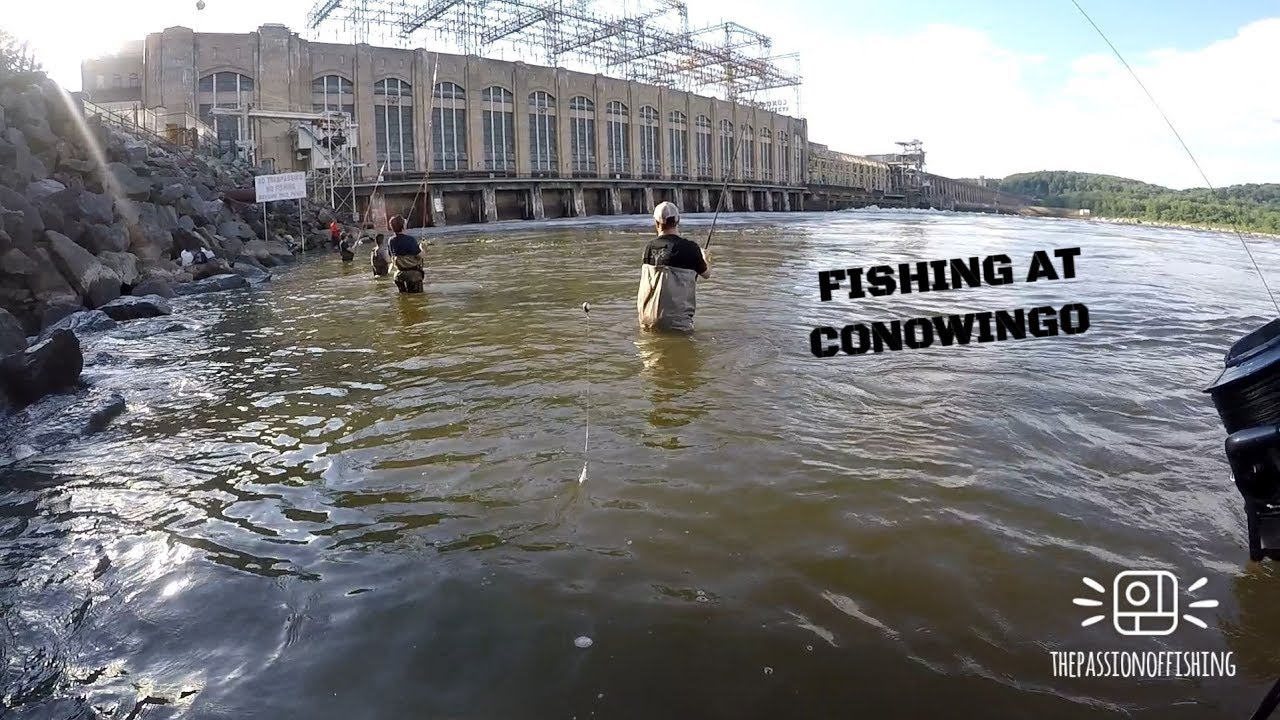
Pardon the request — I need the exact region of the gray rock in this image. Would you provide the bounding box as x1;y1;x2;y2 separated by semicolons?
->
177;214;196;232
124;140;149;168
190;259;232;280
1;388;127;462
125;220;172;263
107;161;152;201
99;294;171;321
232;263;272;284
218;219;256;241
42;309;117;338
0;307;27;357
45;230;122;308
57;156;95;174
170;227;204;256
174;273;250;296
25;178;66;202
131;277;175;299
240;239;294;267
0;328;82;407
39;300;83;331
0;185;45;242
47;187;114;225
158;183;187;206
96;251;140;286
83;223;129;254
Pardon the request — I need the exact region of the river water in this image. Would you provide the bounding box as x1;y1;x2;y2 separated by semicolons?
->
3;209;1280;719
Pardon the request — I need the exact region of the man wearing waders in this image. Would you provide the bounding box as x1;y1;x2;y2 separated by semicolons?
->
638;202;710;332
387;215;425;293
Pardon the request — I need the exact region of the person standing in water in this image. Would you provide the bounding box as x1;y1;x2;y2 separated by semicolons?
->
338;233;356;262
371;234;390;276
637;201;710;332
387;215;425;293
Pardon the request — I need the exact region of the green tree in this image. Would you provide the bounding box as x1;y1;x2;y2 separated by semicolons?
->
998;170;1280;235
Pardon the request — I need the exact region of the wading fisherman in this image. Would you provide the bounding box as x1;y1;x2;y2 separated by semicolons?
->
637;201;710;332
371;234;390;276
388;215;425;293
338;233;356;262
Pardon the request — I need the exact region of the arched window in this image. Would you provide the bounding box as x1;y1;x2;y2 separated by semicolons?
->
605;101;629;175
759;127;772;183
741;124;754;180
312;75;355;117
128;73;140;88
694;115;712;179
528;91;558;175
778;131;789;184
719;119;734;179
638;105;660;177
432;82;467;172
481;86;515;172
374;78;414;172
197;71;255;154
667;111;688;179
112;74;122;88
569;96;596;176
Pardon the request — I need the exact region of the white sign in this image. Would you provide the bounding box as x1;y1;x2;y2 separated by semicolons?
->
254;171;308;203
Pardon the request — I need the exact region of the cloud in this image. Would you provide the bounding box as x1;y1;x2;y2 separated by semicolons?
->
792;18;1280;189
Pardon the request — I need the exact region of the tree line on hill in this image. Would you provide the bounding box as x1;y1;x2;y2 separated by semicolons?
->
997;170;1280;235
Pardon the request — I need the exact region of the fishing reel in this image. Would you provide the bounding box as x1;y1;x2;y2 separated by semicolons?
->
1206;319;1280;562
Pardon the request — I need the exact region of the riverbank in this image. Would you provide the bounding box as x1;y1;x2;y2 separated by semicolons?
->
1091;215;1280;239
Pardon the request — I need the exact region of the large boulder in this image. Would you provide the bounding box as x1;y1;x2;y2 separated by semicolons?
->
46;187;114;225
24;178;66;202
232;263;272;284
240;239;294;267
174;273;250;296
0;328;82;407
218;218;256;241
39;300;83;332
0;307;27;357
83;223;130;254
99;294;171;321
0;185;45;242
45;230;122;308
190;258;233;281
96;251;140;286
131;277;175;299
106;162;152;201
41;309;116;339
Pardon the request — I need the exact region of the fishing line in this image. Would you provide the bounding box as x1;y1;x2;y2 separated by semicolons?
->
408;52;441;228
1069;0;1280;317
704;87;765;251
579;301;591;484
1071;5;1280;719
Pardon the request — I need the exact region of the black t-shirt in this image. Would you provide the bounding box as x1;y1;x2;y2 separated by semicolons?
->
643;234;707;274
389;233;421;256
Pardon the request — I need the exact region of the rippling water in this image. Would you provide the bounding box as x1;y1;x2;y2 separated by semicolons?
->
5;209;1280;719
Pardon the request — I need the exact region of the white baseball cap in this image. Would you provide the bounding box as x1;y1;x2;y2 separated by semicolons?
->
653;201;680;224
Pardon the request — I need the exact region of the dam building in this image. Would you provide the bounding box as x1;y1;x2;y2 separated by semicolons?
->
83;24;813;226
80;22;1027;226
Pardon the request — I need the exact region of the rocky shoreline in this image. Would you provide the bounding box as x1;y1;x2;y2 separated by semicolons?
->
0;68;335;459
1092;215;1280;240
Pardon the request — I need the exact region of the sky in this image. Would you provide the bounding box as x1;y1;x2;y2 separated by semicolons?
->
7;0;1279;189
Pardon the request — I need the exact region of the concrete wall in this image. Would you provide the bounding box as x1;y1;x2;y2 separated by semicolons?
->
126;23;807;186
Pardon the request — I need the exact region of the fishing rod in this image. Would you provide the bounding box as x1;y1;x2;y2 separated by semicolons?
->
1068;3;1279;718
407;52;441;229
579;301;591;484
704;87;764;251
